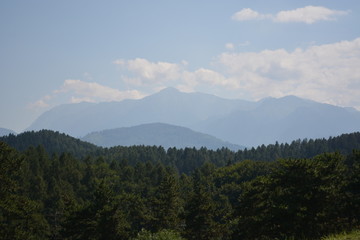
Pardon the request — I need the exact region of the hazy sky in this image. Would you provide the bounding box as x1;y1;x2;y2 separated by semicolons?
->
1;0;360;132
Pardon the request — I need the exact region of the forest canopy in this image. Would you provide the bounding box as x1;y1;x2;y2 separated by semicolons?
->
1;130;360;239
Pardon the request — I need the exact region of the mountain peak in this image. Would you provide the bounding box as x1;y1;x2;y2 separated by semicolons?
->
258;95;316;108
26;90;360;147
158;87;181;94
278;95;313;102
260;95;305;102
145;87;182;100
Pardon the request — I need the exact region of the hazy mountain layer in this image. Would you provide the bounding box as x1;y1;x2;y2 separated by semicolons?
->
0;127;16;137
27;87;253;137
82;123;243;151
195;96;360;146
27;88;360;147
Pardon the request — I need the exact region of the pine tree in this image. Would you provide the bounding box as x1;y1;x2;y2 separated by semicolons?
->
151;174;181;231
184;169;220;240
0;142;49;239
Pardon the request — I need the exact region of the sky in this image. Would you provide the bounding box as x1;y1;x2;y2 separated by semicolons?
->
1;0;360;132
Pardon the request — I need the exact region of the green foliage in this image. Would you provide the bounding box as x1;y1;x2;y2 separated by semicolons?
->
0;130;101;159
184;168;224;240
236;132;360;162
0;142;50;240
1;131;360;239
322;229;360;240
3;130;360;175
132;229;185;240
235;153;352;239
150;174;182;232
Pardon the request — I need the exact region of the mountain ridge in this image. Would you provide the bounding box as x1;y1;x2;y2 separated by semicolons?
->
81;122;243;151
26;88;360;147
26;88;253;137
195;96;360;146
0;129;100;158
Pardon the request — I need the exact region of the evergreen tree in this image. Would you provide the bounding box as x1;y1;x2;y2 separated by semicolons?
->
184;169;220;240
0;142;49;239
151;174;182;232
235;153;349;239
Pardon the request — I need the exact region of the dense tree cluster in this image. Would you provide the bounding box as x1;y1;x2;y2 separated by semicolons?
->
0;130;101;159
2;130;360;174
1;130;360;239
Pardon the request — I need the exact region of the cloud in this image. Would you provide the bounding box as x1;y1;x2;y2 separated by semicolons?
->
114;58;183;86
231;8;269;21
183;68;238;89
232;6;349;24
215;38;360;108
115;58;237;93
56;79;143;102
29;80;145;111
274;6;349;24
113;38;360;109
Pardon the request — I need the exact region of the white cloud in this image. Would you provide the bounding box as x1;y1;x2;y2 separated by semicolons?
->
114;58;183;86
215;38;360;108
232;8;268;21
70;97;96;104
114;38;360;109
29;80;145;111
115;58;237;93
184;68;238;89
232;6;349;24
274;6;349;24
58;79;144;102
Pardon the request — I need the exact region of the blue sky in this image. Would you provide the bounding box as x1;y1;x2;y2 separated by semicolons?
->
1;0;360;132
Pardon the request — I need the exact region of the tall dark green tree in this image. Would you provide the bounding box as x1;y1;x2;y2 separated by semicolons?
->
235;153;349;239
184;169;220;240
0;142;49;240
151;174;182;232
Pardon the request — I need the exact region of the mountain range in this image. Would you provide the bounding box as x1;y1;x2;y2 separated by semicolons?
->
27;87;250;136
82;123;242;151
26;87;360;147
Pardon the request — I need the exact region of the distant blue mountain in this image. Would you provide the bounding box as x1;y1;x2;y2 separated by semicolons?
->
27;88;360;147
0;127;16;137
82;122;243;151
27;87;253;137
195;95;360;146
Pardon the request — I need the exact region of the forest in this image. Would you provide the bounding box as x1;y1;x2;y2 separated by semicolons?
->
1;130;360;239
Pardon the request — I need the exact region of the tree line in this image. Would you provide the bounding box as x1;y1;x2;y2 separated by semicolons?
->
1;131;360;239
2;130;360;174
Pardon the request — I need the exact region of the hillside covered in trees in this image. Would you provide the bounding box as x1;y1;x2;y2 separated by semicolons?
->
2;130;360;173
1;131;360;239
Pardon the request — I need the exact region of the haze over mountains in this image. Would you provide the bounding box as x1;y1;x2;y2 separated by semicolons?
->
82;123;242;151
195;95;360;146
27;87;249;136
26;87;360;147
0;128;16;137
